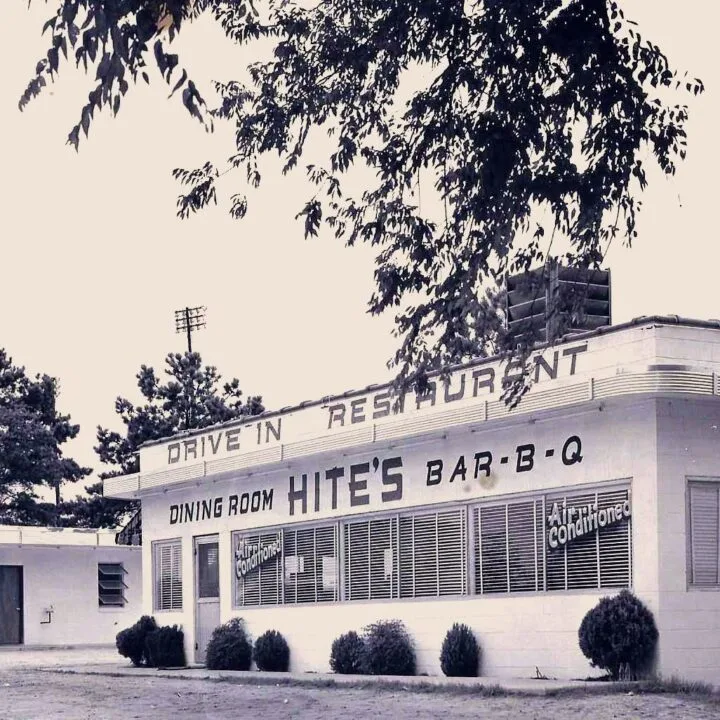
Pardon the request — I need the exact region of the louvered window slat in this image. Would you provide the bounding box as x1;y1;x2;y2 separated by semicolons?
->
153;540;182;611
233;525;338;607
475;487;632;595
438;510;466;596
688;481;720;586
478;505;508;593
98;563;127;607
410;514;438;597
345;509;466;601
345;517;398;600
295;528;317;603
598;489;632;588
233;532;281;606
564;493;598;590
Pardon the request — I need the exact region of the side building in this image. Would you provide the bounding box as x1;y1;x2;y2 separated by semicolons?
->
0;526;142;646
104;317;720;682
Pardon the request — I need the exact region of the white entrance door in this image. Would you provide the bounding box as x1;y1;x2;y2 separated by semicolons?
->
194;535;220;665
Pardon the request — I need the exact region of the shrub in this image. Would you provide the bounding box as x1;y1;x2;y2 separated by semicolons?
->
362;620;415;676
205;618;252;671
440;623;480;677
253;630;290;672
145;625;186;668
329;631;366;675
116;615;157;667
578;590;658;680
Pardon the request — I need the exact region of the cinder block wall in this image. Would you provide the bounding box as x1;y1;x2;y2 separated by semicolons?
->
0;544;141;646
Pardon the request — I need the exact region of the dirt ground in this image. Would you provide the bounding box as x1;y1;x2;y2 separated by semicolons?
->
0;669;719;720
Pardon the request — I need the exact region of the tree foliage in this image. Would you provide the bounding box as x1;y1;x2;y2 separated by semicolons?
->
92;351;264;529
23;0;704;387
0;349;91;525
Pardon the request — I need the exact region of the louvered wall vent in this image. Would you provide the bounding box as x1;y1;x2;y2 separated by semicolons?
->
593;371;713;399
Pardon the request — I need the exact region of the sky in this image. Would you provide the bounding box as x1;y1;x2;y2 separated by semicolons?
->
0;1;718;489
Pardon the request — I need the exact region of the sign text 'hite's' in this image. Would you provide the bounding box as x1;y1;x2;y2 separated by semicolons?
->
287;435;583;517
167;434;585;524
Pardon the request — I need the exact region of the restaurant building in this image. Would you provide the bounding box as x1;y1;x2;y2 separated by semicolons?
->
104;316;720;683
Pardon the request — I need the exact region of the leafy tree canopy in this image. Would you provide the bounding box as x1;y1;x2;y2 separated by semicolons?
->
91;351;264;531
22;0;704;389
0;349;91;525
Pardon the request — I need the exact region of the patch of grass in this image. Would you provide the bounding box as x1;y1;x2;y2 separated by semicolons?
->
210;675;340;690
544;675;719;703
210;674;509;697
45;667;718;703
635;676;717;697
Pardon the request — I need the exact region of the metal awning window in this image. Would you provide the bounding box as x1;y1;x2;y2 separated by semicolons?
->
98;563;128;607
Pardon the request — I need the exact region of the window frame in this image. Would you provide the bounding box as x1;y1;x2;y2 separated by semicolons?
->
226;480;633;606
687;477;720;590
152;538;183;612
471;480;633;596
97;562;128;607
231;520;341;608
341;504;468;602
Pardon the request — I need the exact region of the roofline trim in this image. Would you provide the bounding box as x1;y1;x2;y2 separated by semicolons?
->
138;315;720;450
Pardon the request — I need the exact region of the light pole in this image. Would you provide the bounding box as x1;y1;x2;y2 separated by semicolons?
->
175;306;206;353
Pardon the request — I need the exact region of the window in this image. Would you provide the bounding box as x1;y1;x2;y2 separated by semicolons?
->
98;563;127;607
344;508;467;600
233;524;339;607
235;531;282;606
197;541;219;598
153;539;182;611
474;486;632;594
474;500;544;594
344;517;398;600
688;480;720;587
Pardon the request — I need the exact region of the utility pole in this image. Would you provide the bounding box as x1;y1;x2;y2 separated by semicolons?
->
175;306;206;353
174;306;206;430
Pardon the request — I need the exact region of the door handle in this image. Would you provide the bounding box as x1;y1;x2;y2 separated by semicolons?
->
16;608;21;611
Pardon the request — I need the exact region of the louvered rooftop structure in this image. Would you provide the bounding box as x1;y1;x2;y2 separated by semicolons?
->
505;262;612;344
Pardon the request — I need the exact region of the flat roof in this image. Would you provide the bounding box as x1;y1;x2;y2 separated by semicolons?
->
0;525;136;548
139;314;720;450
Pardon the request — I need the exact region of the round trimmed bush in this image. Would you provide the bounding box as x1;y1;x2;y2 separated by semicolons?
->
362;620;415;676
145;625;186;668
579;590;658;680
330;631;366;675
440;623;480;677
253;630;290;672
205;618;252;671
116;615;158;667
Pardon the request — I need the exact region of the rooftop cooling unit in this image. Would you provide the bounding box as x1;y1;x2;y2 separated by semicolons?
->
505;263;611;344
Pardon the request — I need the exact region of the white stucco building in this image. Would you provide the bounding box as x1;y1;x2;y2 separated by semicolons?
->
105;316;720;683
0;526;142;646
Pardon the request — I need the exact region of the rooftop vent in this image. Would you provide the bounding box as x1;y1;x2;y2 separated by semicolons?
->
505;262;611;344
